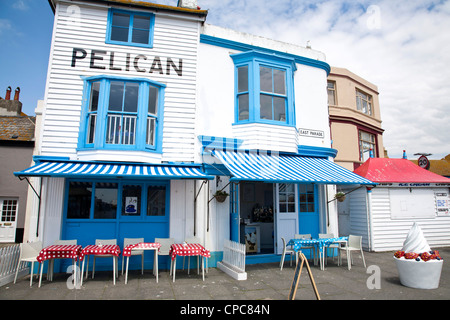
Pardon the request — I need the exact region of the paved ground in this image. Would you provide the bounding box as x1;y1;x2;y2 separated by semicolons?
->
1;247;449;303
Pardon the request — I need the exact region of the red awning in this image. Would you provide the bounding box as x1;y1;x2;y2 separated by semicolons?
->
353;158;450;184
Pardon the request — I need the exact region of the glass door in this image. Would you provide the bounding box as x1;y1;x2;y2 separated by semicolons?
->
274;183;298;254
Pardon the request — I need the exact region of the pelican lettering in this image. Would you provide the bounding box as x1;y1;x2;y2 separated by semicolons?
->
71;47;183;76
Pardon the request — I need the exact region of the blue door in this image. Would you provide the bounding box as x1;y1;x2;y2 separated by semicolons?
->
298;184;319;238
230;182;240;242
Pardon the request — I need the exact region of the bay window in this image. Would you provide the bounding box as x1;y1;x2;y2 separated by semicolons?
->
79;75;164;153
232;51;296;126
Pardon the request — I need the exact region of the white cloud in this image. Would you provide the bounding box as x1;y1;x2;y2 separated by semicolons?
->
200;0;450;159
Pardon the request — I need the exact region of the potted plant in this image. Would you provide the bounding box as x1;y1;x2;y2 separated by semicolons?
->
214;190;229;203
335;192;346;202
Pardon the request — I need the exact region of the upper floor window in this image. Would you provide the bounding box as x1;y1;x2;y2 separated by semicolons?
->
356;89;372;116
232;51;296;126
359;130;376;162
327;81;336;105
79;75;165;153
106;9;154;48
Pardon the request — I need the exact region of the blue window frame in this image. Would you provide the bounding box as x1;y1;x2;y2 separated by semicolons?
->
78;75;165;153
231;51;296;126
106;8;155;48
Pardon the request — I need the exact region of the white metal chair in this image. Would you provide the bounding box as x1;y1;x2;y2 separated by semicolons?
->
338;235;366;270
280;237;297;271
54;239;77;245
295;234;316;264
92;239;118;284
319;233;339;265
121;237;144;275
14;241;42;287
155;238;174;275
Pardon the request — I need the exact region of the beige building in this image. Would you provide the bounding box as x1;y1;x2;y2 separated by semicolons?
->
327;67;384;171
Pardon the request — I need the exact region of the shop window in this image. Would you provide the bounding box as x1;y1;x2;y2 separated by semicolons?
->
232;51;296;126
79;75;164;153
279;183;296;213
106;9;154;48
147;186;166;216
66;180;168;220
93;183;118;219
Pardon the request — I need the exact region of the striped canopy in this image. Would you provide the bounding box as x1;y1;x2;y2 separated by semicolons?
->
14;160;213;180
211;149;375;185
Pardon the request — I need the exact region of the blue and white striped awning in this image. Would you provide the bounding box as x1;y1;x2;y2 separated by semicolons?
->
14;160;214;180
211;150;375;185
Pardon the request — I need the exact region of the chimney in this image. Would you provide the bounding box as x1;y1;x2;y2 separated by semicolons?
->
0;86;23;116
177;0;199;9
14;87;20;101
5;86;12;100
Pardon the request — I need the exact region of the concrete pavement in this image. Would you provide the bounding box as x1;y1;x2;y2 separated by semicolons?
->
1;247;449;301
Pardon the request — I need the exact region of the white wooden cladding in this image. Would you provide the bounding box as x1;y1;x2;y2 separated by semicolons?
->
42;2;201;162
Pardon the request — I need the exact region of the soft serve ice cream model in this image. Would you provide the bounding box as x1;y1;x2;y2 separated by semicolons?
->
394;223;443;289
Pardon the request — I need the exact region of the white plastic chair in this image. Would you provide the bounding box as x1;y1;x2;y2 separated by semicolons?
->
121;237;144;275
54;239;77;245
319;233;339;265
280;237;297;271
338;235;366;270
183;236;201;274
295;234;316;263
92;239;118;284
14;241;42;287
155;238;174;274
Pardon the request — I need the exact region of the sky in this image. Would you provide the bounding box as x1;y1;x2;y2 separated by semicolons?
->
0;0;449;160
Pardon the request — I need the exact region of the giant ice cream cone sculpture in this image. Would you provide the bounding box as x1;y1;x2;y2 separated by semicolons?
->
394;223;443;289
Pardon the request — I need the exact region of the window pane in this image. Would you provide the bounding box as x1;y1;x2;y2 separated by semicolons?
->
238;66;248;92
109;81;124;111
67;182;92;219
238;94;249;121
90;82;100;112
122;116;136;145
273;96;286;122
112;12;130;27
87;114;96;144
148;86;158;115
132;29;149;44
260;66;272;93
94;183;118;219
260;94;272;120
106;114;121;144
111;27;129;42
147;117;155;146
273;69;285;95
133;15;150;29
124;82;139;112
122;185;141;216
147;186;166;216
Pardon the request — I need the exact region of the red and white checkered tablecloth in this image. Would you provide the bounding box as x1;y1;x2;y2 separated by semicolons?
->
123;242;161;257
80;245;121;261
36;245;82;263
169;243;211;261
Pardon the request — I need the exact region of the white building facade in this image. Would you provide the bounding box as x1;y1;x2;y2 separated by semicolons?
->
16;0;372;272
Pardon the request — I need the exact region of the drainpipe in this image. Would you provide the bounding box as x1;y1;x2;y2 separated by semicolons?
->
366;187;374;251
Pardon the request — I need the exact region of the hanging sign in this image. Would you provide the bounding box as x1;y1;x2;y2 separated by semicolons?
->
418;155;430;170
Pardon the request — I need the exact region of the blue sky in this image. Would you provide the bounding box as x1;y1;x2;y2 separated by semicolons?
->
0;0;449;160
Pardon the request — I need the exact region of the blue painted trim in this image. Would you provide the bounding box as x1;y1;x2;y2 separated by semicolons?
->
202;163;231;176
77;75;165;153
200;34;331;75
106;8;155;48
297;145;338;158
198;135;244;151
230;51;296;127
